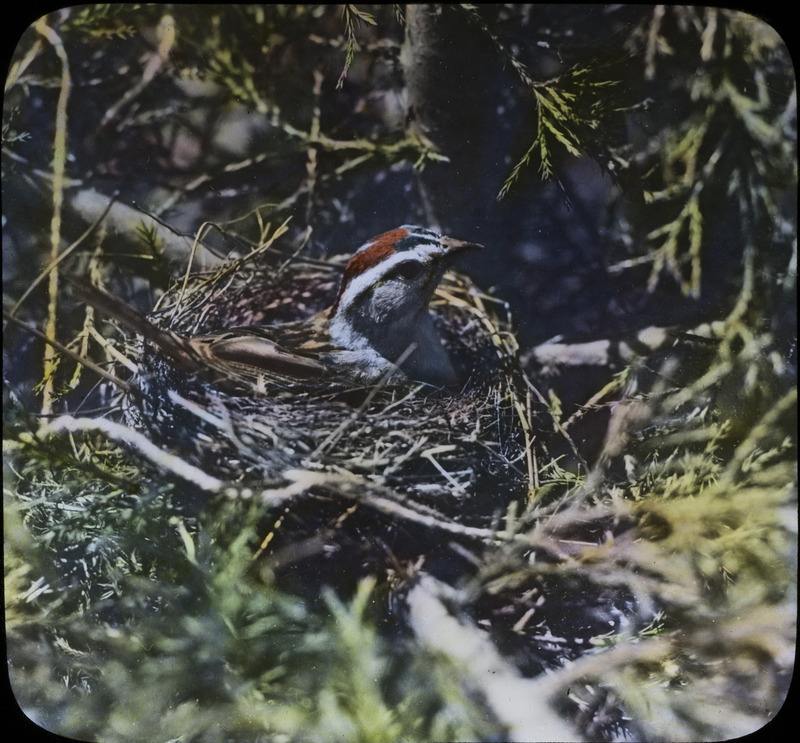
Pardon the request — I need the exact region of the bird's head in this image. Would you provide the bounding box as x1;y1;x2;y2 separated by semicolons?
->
329;225;481;385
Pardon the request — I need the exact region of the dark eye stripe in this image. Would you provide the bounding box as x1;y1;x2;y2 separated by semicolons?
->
396;225;440;252
387;260;425;281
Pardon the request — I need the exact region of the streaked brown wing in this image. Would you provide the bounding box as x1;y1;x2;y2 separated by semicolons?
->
207;332;329;380
70;278;331;387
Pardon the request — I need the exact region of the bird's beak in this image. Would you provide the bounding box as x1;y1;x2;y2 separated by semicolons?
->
440;236;483;263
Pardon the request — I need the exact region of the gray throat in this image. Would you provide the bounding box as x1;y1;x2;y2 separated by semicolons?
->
364;310;456;387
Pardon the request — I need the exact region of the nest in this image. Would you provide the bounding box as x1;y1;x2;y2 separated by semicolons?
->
119;246;538;587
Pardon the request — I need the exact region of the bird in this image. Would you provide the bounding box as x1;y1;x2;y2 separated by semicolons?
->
71;225;481;392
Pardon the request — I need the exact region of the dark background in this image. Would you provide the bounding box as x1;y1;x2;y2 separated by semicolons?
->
4;5;795;367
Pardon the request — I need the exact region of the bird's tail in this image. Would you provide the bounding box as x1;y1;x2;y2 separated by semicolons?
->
67;278;202;370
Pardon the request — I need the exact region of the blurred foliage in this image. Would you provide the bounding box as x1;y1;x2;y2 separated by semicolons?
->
496;6;795;303
469;320;796;740
3;4;796;742
5;400;499;741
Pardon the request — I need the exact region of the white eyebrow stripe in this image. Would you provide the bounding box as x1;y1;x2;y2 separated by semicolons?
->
335;246;440;313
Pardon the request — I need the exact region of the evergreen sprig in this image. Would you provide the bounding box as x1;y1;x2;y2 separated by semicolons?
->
498;58;627;199
337;4;377;89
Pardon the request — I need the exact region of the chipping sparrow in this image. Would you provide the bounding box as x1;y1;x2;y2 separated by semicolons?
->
73;225;481;391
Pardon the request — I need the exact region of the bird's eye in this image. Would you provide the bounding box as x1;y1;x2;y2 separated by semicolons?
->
392;261;424;282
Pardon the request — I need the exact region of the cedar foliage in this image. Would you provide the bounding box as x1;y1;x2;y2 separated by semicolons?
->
3;5;796;741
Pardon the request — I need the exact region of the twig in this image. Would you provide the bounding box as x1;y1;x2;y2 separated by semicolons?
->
4;311;131;394
259;469;514;542
34;17;72;415
309;344;417;459
37;415;223;492
10;193;119;316
522;370;590;474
